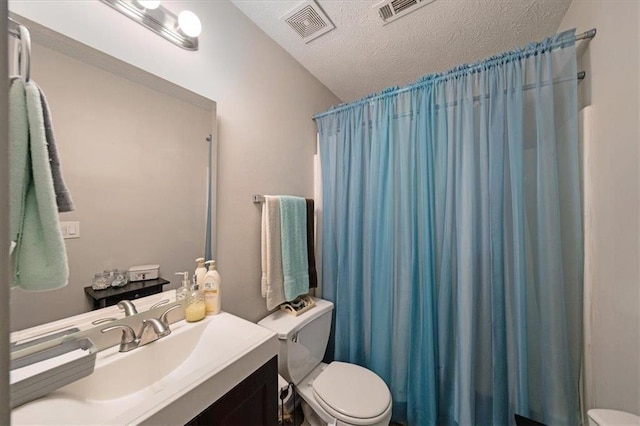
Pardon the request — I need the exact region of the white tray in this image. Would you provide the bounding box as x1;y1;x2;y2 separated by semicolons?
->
10;337;97;408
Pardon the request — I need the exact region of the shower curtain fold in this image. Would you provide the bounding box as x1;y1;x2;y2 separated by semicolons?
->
317;29;583;425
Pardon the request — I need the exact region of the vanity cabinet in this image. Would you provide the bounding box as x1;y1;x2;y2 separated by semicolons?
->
185;356;278;426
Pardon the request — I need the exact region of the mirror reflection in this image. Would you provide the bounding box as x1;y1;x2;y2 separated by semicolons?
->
9;17;216;335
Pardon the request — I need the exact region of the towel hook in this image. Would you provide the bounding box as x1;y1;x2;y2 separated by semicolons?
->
18;25;31;82
9;19;31;82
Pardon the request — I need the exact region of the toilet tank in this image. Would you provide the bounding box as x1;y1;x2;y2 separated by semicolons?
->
258;298;333;384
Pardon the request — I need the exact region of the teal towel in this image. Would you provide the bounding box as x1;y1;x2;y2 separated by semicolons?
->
10;79;69;290
279;196;309;301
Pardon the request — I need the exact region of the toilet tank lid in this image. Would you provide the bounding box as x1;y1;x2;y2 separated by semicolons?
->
258;298;333;339
588;409;640;425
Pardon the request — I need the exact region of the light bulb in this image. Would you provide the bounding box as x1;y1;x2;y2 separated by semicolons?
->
137;0;161;9
178;10;202;37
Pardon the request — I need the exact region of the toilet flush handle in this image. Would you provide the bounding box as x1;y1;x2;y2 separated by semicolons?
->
291;331;299;342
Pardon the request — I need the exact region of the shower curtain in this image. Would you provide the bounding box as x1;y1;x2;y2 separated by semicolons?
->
316;30;583;425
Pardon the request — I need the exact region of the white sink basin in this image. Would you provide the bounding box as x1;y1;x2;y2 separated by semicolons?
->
12;313;278;425
60;318;208;401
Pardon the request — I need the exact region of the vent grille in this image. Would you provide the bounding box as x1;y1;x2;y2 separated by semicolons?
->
286;5;326;38
392;0;418;14
379;5;393;21
282;1;335;43
374;0;435;25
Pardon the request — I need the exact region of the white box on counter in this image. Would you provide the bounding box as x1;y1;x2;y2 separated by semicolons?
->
128;264;159;281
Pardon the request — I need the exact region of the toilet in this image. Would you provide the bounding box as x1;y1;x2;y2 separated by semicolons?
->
588;409;640;426
259;298;392;426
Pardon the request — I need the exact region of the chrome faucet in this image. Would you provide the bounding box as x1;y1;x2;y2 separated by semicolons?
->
101;318;171;352
101;324;137;352
117;300;138;316
139;318;171;340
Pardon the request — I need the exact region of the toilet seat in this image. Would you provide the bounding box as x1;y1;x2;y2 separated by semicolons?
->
311;362;392;425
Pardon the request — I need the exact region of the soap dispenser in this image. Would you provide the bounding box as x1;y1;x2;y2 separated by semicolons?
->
185;278;206;322
203;260;221;315
175;271;190;301
194;257;206;286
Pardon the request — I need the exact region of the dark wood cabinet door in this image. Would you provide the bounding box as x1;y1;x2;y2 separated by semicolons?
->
185;356;278;426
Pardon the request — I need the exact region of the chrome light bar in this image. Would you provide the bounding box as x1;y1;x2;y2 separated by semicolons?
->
100;0;199;51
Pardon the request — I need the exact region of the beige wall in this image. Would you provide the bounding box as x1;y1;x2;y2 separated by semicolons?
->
559;0;640;414
10;41;214;331
8;1;340;325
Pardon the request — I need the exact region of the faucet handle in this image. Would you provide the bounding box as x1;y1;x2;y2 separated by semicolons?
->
159;304;182;327
101;324;137;351
92;317;118;325
117;300;138;316
149;299;170;311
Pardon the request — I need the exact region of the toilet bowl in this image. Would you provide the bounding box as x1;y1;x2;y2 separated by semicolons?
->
297;362;392;426
258;298;392;426
588;409;640;426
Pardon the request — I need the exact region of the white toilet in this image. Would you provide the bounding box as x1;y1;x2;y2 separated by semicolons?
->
259;298;393;426
588;409;640;426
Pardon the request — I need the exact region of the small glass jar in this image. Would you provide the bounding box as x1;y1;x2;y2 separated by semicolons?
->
103;269;115;287
92;273;110;291
111;269;128;288
185;286;205;322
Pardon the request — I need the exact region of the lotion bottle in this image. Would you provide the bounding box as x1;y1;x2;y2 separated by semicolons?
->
194;257;207;286
203;260;221;315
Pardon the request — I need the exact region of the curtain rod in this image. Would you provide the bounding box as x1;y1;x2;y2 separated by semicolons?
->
575;29;597;41
313;28;597;121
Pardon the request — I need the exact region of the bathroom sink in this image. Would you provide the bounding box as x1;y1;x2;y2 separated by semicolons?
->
12;312;278;425
59;319;207;401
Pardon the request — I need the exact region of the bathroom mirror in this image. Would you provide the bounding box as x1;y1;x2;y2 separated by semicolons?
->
9;15;217;334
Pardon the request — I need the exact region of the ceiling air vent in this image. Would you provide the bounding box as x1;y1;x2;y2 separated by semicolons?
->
374;0;435;25
282;0;335;44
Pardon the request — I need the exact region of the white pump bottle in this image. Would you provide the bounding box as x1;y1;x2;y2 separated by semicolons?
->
194;257;207;286
203;260;221;315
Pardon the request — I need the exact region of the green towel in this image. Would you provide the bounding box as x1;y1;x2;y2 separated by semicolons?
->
10;79;69;290
279;196;309;301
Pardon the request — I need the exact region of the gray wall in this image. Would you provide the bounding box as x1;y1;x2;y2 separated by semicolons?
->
9;1;340;325
559;0;640;415
10;41;215;331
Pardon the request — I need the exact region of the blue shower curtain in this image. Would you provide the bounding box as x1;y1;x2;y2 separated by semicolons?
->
316;30;583;425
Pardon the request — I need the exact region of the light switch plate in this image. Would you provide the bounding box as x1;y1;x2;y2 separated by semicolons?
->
60;221;80;239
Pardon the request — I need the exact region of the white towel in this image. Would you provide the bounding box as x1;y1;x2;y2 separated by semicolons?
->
261;196;286;310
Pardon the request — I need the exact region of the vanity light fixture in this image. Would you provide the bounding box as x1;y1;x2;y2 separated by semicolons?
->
137;0;160;9
100;0;201;50
177;10;202;38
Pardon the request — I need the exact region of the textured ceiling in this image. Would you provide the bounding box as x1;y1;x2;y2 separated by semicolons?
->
231;0;572;102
